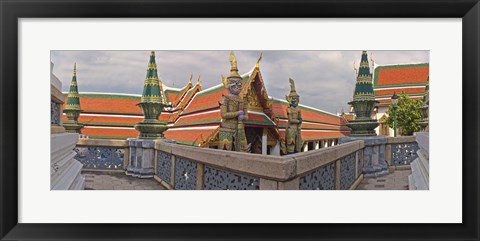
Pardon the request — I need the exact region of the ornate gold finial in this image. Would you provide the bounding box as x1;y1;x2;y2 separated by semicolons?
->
255;52;263;68
150;51;155;56
286;78;299;102
189;73;193;84
197;74;201;85
228;51;240;79
221;74;228;88
73;63;77;76
353;61;358;75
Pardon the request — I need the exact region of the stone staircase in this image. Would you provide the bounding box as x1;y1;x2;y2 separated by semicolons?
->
408;132;429;190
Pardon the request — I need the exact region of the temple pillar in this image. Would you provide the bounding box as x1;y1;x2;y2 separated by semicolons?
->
303;142;309;152
314;141;319;150
262;129;267;155
270;141;281;156
324;140;328;148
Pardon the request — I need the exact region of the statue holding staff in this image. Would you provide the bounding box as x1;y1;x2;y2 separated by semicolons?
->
285;78;303;154
218;51;249;152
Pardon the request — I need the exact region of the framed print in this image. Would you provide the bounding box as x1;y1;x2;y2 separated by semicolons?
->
1;0;478;240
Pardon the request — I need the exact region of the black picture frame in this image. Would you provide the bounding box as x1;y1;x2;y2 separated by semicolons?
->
1;0;478;240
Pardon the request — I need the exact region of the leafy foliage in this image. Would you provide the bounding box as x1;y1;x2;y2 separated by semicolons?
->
385;93;423;136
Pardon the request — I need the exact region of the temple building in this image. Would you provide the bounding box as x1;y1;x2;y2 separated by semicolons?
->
346;51;429;136
63;52;351;155
371;63;429;136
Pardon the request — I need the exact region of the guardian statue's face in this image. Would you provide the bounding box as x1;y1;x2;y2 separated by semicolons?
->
290;97;299;107
228;78;242;95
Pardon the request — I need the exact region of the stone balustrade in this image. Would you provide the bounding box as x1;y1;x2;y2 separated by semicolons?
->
74;139;128;172
72;136;420;190
152;140;364;190
385;136;419;167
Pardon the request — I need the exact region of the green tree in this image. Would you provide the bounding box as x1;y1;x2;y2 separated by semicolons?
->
385;93;423;136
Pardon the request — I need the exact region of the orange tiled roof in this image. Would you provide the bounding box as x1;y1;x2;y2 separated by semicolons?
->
374;63;429;87
164;127;218;145
182;85;228;114
377;96;423;103
375;87;425;96
70;114;142;126
82;126;137;139
65;93;142;114
272;99;348;126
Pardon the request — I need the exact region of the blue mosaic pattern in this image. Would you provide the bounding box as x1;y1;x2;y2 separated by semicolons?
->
174;157;197;190
156;151;171;184
340;153;356;190
357;149;363;177
74;146;124;170
51;101;60;125
203;166;259;190
299;162;335;190
392;143;419;166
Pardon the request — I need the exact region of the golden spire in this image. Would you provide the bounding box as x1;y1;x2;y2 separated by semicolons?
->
188;73;193;84
286;78;300;102
255;52;263;68
228;51;240;79
353;61;358;75
73;63;77;76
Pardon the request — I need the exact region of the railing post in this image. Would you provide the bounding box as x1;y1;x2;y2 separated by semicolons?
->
335;160;341;190
260;178;278;190
170;155;176;188
123;147;129;171
385;143;392;166
355;150;359;178
196;163;204;190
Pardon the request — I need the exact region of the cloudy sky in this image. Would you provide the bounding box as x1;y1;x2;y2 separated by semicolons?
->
51;50;429;114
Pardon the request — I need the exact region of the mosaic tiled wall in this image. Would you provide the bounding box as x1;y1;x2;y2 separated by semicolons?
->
74;146;124;170
357;149;363;178
299;162;336;190
51;101;60;125
340;153;356;190
156;151;171;184
203;166;259;190
174;157;197;190
392;143;419;166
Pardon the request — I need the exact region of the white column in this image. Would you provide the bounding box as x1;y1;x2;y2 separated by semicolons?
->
314;141;320;150
262;130;268;155
303;142;309;152
270;141;281;156
331;140;336;146
323;140;328;148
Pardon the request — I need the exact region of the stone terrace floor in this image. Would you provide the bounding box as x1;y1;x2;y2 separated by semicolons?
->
356;170;411;190
83;172;165;190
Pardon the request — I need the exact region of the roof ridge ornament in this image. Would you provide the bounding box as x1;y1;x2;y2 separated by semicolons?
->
255;52;262;68
228;51;241;79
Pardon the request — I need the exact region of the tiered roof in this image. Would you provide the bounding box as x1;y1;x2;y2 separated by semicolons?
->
373;63;429;105
272;99;350;141
63;93;142;139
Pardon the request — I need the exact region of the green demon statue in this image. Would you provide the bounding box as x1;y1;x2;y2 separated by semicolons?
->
285;78;303;154
218;51;250;152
